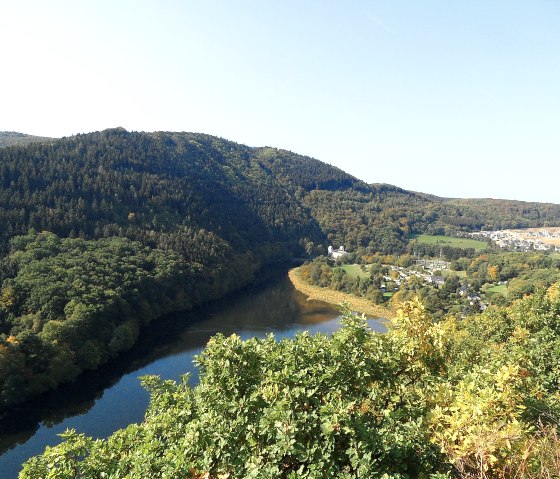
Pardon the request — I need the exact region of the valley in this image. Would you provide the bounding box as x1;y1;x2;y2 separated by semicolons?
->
0;129;559;478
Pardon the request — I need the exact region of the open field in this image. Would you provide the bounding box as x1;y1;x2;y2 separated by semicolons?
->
486;284;508;296
412;234;488;251
288;268;394;319
337;264;370;279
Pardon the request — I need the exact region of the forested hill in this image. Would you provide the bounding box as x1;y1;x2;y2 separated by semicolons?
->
1;127;560;257
0;128;329;258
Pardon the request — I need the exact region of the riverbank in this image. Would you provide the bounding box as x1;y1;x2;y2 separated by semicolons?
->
288;267;394;319
0;275;345;479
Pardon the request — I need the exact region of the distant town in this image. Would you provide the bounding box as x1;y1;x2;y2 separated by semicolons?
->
471;227;560;252
322;228;560;316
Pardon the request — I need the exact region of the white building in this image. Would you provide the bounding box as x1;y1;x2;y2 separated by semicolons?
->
328;245;348;260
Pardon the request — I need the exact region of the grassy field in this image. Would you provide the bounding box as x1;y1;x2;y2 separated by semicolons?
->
412;234;488;251
486;284;508;296
337;264;370;279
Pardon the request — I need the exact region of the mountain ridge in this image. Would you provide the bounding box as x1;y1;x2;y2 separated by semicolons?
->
4;127;557;206
1;127;559;258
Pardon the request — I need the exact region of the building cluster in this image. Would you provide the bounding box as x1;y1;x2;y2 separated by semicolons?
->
387;265;445;288
471;229;560;252
384;265;485;311
414;258;451;270
327;245;487;311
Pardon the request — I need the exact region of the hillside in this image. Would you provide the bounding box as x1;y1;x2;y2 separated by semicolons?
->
1;128;559;257
0;131;53;148
442;197;560;229
1;128;560;407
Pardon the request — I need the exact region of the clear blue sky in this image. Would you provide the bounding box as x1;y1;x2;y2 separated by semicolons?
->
1;1;559;203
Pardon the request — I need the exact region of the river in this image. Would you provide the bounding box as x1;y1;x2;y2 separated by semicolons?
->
0;275;386;478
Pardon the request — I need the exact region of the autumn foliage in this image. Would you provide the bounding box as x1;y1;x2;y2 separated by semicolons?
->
19;284;560;478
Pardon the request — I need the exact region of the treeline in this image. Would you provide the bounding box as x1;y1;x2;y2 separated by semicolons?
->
298;184;560;256
0;129;325;256
21;288;560;478
405;240;480;260
439;198;560;230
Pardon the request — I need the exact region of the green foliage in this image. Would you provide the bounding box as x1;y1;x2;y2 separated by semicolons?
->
1;128;559;262
299;258;389;305
22;286;560;478
0;232;248;407
3;129;560;475
0;129;326;259
442;198;560;231
429;285;560;476
465;251;560;301
21;308;448;478
429;364;529;475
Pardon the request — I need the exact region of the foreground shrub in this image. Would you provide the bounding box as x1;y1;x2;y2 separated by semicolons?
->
20;289;560;478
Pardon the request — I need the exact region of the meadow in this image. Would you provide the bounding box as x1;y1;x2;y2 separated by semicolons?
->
412;234;488;251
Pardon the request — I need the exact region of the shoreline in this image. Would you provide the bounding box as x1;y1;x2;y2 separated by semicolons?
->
288;267;394;319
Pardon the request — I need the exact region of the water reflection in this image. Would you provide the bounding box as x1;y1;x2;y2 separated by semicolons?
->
0;275;385;478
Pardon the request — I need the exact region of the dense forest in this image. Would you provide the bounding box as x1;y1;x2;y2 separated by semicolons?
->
1;128;560;257
0;232;254;407
1;128;560;409
1;129;560;477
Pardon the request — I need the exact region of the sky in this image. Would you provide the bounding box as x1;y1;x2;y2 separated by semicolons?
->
1;0;559;203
